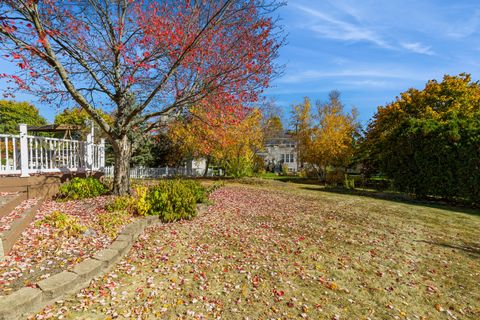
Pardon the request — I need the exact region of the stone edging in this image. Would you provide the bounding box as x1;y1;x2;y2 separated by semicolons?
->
0;215;162;320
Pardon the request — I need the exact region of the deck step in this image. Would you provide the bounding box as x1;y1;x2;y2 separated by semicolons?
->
0;192;28;218
0;198;44;261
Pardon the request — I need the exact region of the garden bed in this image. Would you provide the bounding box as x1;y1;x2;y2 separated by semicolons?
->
0;196;134;296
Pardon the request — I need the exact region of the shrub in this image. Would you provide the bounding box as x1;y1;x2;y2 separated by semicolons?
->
146;180;197;222
181;180;208;203
344;175;355;189
206;181;225;194
98;210;131;238
325;169;344;186
36;211;87;236
133;185;151;216
58;177;108;200
106;195;134;213
226;157;254;178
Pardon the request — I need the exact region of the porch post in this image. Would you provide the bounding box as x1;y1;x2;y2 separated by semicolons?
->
19;124;30;177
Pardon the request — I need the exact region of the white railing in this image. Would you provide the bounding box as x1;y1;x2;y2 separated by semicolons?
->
103;166;215;179
0;124;105;176
0;134;21;174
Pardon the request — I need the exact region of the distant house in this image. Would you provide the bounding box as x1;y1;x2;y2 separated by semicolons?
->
185;158;208;176
258;132;298;172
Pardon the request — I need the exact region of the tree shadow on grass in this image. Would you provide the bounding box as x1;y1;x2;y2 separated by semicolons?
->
415;240;480;258
300;186;480;217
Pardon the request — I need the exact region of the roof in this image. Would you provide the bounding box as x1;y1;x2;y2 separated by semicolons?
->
28;124;83;133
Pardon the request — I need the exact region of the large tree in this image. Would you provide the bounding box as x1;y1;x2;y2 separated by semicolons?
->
309;91;357;180
0;0;282;194
291;92;357;180
360;74;480;202
0;99;46;134
291;97;313;168
168;106;263;177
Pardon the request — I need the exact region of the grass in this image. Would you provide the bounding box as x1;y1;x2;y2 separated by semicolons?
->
34;180;480;319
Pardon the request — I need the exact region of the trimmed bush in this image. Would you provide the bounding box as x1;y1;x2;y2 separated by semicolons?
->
146;180;197;222
58;177;108;200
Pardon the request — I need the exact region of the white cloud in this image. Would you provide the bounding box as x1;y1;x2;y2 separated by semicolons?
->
277;68;429;84
337;79;391;88
445;9;480;39
294;4;392;49
292;3;439;56
401;42;435;55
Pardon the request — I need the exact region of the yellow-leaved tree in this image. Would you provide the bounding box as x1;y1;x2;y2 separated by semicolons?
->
293;91;357;182
168;107;264;177
218;109;263;177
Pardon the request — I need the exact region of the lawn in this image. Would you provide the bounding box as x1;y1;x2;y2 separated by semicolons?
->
32;180;480;319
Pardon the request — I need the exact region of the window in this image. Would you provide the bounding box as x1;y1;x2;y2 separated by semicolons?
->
280;154;285;162
283;154;295;163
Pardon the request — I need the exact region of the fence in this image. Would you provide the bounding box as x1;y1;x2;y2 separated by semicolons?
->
0;124;105;176
103;165;216;179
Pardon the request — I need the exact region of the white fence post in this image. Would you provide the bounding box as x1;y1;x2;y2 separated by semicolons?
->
99;138;105;169
86;121;94;171
19;124;30;177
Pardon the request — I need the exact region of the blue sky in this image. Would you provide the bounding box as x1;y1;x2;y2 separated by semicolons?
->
2;0;480;126
263;0;480;126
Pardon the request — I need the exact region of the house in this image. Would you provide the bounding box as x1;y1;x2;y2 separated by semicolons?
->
258;132;298;173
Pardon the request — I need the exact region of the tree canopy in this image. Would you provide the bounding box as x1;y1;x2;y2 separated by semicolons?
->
292;92;357;180
360;74;480;203
0;0;283;194
0;100;46;134
168;107;264;177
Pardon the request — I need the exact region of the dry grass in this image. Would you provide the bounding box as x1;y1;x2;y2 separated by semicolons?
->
33;180;480;319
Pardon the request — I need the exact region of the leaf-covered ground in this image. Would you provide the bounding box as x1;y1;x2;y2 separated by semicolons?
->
33;182;480;319
0;198;38;233
0;196;133;295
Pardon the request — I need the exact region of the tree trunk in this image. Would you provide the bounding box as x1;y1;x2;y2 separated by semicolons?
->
111;135;133;195
203;156;211;177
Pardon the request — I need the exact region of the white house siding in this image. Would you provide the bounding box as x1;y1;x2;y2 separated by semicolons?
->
186;158;207;175
265;145;297;172
261;133;298;172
